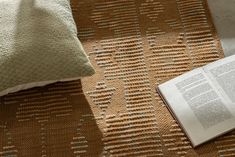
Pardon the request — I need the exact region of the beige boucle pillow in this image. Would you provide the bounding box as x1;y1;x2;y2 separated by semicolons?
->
0;0;95;96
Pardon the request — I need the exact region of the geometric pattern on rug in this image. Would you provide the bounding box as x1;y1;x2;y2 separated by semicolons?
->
0;0;232;156
78;0;225;156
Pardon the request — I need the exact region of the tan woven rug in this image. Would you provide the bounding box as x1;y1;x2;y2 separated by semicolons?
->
1;0;235;156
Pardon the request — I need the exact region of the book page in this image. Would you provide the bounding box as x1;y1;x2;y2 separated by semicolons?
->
204;55;235;109
158;68;235;147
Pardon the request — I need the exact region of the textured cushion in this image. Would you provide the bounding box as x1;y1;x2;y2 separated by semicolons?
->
0;0;95;96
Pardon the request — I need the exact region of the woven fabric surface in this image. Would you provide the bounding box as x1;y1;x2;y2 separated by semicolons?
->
0;0;94;96
1;0;235;156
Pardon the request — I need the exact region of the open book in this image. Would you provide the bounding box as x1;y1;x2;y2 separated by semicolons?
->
158;54;235;147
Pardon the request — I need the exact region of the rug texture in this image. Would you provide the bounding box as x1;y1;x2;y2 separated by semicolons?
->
1;0;234;156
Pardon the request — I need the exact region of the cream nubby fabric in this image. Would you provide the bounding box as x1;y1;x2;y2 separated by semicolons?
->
0;0;95;96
